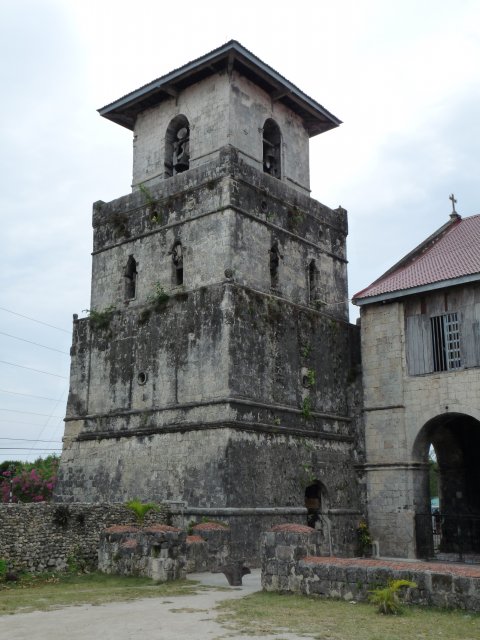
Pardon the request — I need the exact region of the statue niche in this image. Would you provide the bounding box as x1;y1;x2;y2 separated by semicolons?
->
165;115;190;177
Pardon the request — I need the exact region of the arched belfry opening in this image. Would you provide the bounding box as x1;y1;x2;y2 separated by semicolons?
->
165;115;190;177
262;119;281;178
413;413;480;560
124;255;137;300
305;480;327;528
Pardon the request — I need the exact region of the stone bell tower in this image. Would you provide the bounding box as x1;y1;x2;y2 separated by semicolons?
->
56;41;364;560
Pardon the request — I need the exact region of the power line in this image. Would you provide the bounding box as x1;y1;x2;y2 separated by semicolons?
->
0;447;61;451
0;389;60;402
0;306;70;333
0;437;61;443
0;360;67;379
27;389;67;456
0;408;63;418
0;418;60;427
0;331;69;354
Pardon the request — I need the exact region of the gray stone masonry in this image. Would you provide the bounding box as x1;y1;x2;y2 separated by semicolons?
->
98;524;186;581
0;502;169;573
56;48;364;567
261;527;480;611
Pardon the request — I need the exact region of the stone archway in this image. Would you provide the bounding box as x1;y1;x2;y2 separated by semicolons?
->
413;412;480;559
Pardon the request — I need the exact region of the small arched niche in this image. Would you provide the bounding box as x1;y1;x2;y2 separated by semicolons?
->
165;115;190;177
305;479;327;528
170;239;184;286
124;255;138;300
262;119;281;178
307;259;318;303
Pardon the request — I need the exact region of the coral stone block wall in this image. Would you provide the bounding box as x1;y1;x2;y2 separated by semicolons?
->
98;524;186;581
0;503;169;573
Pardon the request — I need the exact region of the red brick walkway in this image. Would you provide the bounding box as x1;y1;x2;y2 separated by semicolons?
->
303;556;480;578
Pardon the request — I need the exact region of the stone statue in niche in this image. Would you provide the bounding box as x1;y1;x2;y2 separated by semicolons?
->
269;240;283;289
173;127;190;173
169;240;184;285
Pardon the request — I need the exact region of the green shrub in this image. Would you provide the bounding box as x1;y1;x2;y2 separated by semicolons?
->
125;499;159;525
369;579;417;615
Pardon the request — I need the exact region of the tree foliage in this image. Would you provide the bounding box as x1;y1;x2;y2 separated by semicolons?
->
0;455;59;503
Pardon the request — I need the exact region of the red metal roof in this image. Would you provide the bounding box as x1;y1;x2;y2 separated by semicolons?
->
354;214;480;303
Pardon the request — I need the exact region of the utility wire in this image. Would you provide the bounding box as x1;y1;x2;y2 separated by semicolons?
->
0;437;61;443
0;418;56;427
0;306;70;333
0;408;63;418
0;360;67;379
0;331;69;354
0;447;61;451
27;389;67;457
0;389;60;402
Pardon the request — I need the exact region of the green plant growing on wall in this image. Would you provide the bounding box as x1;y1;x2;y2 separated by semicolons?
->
125;499;159;525
356;519;373;556
301;343;311;358
0;558;7;580
85;305;115;330
138;182;156;207
306;368;316;388
147;283;169;310
369;579;417;615
301;396;312;419
300;462;316;486
66;545;88;574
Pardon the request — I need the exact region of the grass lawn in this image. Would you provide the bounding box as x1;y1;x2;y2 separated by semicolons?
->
217;591;480;640
0;572;201;616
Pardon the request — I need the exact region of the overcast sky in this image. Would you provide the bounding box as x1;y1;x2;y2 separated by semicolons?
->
1;0;479;464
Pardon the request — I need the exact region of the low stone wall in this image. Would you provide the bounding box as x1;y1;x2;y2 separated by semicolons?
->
0;503;169;573
261;525;480;611
98;524;186;581
186;522;230;572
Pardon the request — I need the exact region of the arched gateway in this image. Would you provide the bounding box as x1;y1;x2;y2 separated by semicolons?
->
413;413;480;560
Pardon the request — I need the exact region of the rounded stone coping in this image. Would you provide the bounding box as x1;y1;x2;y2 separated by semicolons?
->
186;535;206;544
301;556;480;578
270;523;315;534
192;522;229;532
104;525;139;534
142;524;181;533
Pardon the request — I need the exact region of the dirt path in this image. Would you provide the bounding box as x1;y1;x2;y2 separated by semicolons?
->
1;570;309;640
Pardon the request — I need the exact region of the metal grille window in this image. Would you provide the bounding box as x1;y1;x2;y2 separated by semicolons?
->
431;313;462;371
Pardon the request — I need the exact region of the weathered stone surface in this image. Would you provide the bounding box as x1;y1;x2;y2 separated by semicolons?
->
0;503;169;573
98;526;186;581
55;48;364;565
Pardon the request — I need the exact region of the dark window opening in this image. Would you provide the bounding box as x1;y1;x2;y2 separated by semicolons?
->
165;115;190;177
305;480;325;529
431;313;461;371
170;240;184;286
124;255;137;300
269;240;282;289
263;119;281;178
308;259;318;303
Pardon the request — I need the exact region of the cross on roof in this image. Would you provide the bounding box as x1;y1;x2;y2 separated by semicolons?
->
449;193;457;214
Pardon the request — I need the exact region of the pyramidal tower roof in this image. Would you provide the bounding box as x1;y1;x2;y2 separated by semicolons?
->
98;40;341;136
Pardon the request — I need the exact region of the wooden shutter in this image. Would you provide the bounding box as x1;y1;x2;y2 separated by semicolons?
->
462;303;480;368
406;315;433;375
